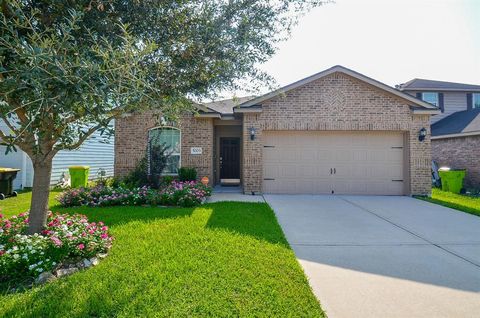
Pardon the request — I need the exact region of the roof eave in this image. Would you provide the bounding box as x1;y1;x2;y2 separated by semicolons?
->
402;88;480;92
195;113;222;118
410;106;441;115
233;106;263;113
432;131;480;140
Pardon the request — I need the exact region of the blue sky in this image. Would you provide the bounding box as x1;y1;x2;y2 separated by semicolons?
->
228;0;480;97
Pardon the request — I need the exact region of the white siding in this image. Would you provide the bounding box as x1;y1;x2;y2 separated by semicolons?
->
0;146;30;190
432;92;468;124
51;129;115;185
1;120;114;189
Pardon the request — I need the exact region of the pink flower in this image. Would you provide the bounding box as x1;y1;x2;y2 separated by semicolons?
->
51;236;63;246
101;233;109;240
77;243;85;250
101;226;108;232
0;250;5;256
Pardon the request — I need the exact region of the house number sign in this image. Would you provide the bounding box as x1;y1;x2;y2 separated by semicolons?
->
190;147;203;155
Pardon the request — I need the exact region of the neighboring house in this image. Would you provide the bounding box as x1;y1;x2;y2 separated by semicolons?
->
115;65;438;196
0;121;115;190
398;79;480;187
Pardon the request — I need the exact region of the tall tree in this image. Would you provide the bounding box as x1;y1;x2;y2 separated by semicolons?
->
0;0;325;233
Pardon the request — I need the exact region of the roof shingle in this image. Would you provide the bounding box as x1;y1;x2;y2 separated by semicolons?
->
399;79;480;92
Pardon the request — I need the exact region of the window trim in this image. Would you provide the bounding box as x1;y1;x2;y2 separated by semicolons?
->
147;126;181;176
421;92;439;107
473;93;480;109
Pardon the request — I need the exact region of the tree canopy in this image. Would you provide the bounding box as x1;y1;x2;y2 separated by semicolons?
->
0;0;325;233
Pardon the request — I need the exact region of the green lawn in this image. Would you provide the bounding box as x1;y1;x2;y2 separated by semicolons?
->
417;188;480;217
0;189;62;218
0;191;324;317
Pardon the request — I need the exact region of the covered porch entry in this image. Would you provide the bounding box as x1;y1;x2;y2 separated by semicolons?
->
213;118;243;186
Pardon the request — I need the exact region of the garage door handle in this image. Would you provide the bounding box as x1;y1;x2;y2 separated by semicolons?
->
334;168;336;174
392;179;404;182
330;168;333;174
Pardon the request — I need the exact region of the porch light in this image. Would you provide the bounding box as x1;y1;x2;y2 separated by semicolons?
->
249;127;256;141
419;127;427;142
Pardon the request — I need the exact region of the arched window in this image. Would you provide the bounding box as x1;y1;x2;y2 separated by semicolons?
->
148;127;181;175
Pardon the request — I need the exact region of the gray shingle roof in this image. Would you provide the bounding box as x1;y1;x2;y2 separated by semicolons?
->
399;79;480;92
203;96;255;114
432;109;480;136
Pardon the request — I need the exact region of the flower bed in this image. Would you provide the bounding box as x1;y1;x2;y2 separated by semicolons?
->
160;181;212;207
57;186;152;207
0;212;113;287
57;182;212;208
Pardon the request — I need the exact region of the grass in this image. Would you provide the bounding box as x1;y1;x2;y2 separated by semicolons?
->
417;188;480;217
0;191;324;317
0;189;62;218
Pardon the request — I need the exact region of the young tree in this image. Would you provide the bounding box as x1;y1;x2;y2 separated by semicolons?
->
0;0;325;233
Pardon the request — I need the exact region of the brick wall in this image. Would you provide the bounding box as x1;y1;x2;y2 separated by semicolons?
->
115;112;214;184
242;72;432;195
432;136;480;188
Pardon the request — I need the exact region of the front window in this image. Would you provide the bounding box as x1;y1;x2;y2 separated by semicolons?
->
422;92;439;106
474;93;480;109
148;127;181;175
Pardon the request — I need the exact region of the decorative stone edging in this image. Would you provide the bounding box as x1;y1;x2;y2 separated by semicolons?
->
34;252;108;285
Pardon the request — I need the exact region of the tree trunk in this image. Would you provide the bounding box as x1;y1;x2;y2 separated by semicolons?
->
27;158;53;234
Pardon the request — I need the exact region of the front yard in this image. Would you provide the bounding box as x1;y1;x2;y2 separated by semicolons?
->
0;191;324;317
417;188;480;217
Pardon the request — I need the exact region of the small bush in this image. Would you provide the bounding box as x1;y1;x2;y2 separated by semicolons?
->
123;157;149;188
161;181;211;207
178;167;197;182
0;212;113;283
161;175;175;186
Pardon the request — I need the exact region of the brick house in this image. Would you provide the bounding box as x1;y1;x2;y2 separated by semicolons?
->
115;65;439;196
399;79;480;188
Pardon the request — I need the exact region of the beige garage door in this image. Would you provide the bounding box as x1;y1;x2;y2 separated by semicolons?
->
263;131;406;195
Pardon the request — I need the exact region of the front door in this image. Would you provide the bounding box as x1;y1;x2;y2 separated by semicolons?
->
220;137;241;183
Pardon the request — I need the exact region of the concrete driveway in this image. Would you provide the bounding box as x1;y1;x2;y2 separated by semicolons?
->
264;195;480;318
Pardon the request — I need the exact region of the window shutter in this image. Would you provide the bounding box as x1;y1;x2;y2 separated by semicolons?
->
416;92;422;99
467;93;473;110
438;93;444;113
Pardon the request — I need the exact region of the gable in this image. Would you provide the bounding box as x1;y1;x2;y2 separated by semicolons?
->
258;72;416;124
235;65;438;113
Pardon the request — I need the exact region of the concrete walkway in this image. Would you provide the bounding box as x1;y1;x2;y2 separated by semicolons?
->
206;192;265;203
264;195;480;318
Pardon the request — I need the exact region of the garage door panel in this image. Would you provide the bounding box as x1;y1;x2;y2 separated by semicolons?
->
263;131;406;195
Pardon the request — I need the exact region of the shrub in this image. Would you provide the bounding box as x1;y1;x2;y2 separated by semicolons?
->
123;156;150;188
178;167;197;182
0;212;113;283
57;186;153;207
161;175;175;186
161;181;211;207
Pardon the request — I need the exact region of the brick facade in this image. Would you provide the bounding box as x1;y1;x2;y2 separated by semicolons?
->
115;72;433;196
432;136;480;188
115;112;214;184
242;72;432;195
